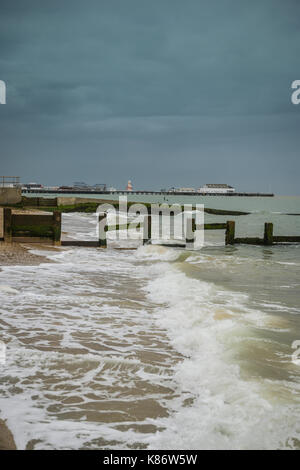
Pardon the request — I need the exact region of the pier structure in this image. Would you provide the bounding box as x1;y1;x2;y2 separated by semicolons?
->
22;188;274;197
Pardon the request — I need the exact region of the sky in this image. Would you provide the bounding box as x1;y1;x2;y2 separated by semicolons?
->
0;0;300;194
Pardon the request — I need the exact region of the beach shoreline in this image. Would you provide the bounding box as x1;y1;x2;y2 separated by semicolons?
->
0;418;16;450
0;239;59;449
0;241;56;267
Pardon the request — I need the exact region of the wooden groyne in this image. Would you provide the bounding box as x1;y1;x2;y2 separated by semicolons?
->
2;208;299;248
2;208;61;245
21;196;58;207
74;214;300;248
223;221;300;246
123;217;300;247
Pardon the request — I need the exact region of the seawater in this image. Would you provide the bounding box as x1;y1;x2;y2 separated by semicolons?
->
0;197;299;449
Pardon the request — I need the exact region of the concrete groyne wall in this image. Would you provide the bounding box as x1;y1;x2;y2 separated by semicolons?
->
0;187;22;205
22;196;58;207
57;196;102;206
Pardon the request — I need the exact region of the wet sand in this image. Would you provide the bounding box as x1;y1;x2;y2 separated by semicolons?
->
0;207;61;267
0;242;52;267
0;419;16;450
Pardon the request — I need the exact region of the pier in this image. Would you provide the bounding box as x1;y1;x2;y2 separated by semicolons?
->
22;189;274;197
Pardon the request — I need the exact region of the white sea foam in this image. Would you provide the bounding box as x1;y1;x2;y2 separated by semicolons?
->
0;285;19;294
140;255;300;449
135;244;183;262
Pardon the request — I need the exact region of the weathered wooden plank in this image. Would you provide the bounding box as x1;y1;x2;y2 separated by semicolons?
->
21;196;58;207
12;225;53;237
155;242;186;248
234;237;264;245
204;208;249;216
3;208;12;243
273;236;300;243
98;212;107;247
12;237;54;243
39;198;57;206
53;211;61;245
61;241;100;247
264;222;273;245
12;214;53;226
143;214;152;245
185;218;195;244
225;221;235;245
204;223;227;230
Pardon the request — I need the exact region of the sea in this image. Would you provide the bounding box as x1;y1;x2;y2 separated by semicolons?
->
0;194;299;449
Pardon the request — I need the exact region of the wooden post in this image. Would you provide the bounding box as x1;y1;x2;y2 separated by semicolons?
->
52;211;61;246
143;214;152;245
98;212;107;247
3;208;12;243
191;218;196;233
264;222;273;245
225;220;235;245
185;217;195;245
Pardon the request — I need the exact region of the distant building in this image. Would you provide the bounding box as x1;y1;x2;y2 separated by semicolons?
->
198;184;235;194
73;181;89;189
93;183;107;191
177;187;196;193
22;182;43;190
126;180;133;191
58;185;74;190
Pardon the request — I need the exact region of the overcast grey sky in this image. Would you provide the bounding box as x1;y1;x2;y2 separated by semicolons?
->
0;0;300;193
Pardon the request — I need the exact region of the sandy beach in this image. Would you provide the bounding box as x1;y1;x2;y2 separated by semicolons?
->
0;206;56;267
0;241;56;267
0;418;16;450
0;242;53;267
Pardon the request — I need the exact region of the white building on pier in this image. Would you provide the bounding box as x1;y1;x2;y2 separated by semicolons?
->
198;184;235;194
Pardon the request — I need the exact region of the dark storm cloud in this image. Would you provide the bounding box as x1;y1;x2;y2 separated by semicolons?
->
0;0;300;193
